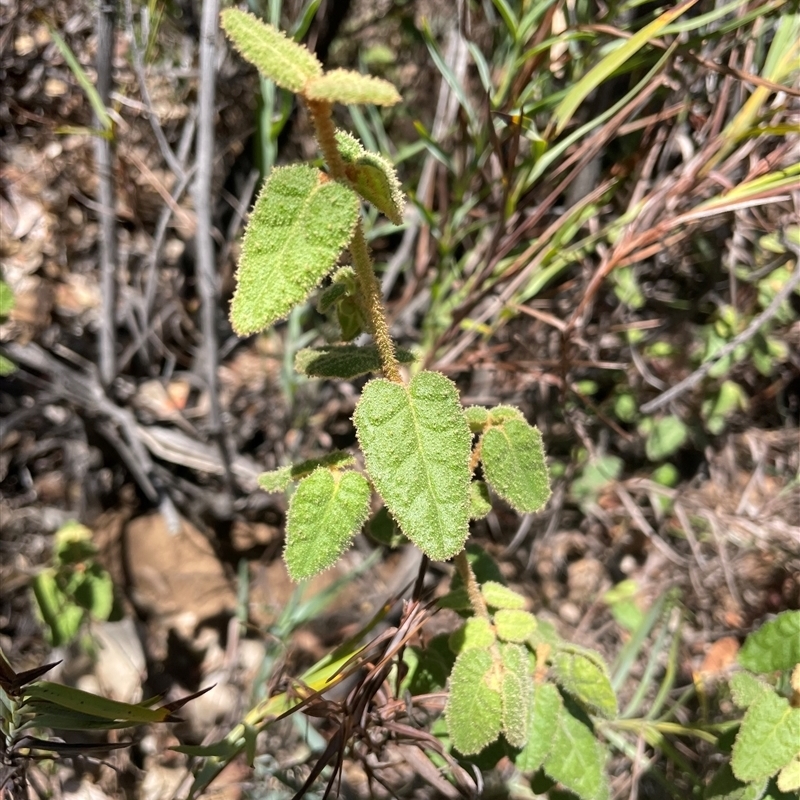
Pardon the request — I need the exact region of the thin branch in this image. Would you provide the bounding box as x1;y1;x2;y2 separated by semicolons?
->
193;0;232;497
95;0;117;387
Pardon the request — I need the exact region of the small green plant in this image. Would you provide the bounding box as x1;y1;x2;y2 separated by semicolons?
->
30;521;117;647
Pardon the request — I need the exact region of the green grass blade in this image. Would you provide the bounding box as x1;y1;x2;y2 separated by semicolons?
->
551;0;699;135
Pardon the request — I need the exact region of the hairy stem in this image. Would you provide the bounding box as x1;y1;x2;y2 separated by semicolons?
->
306;98;401;383
454;551;490;620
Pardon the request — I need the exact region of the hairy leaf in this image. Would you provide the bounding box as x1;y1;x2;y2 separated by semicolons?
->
469;480;492;519
295;343;415;380
257;451;355;493
464;405;490;433
335;130;404;224
739;611;800;674
731;687;800;783
220;10;322;92
481;418;551;513
230;165;359;335
482;581;527;610
501;643;532;748
306;69;401;106
284;469;371;580
495;609;538;643
449;617;496;653
514;681;562;773
544;705;610;800
446;648;503;755
730;671;772;710
551;649;617;719
353;371;472;561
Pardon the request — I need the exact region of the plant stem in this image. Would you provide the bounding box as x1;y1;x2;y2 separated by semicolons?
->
454;551;490;620
305;98;401;383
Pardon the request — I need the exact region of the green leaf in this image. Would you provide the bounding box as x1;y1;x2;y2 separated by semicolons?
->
777;756;800;793
464;406;490;433
73;566;114;621
495;609;537;643
552;0;699;134
0;281;14;318
230;165;359;335
446;648;503;755
284;469;371;581
316;280;349;313
644;415;689;461
220;10;322;93
731;688;800;783
0;354;15;376
704;763;767;800
482;581;527;610
469;480;492;519
739;611;800;673
353;371;472;561
295;343;416;380
544;704;610;800
257;451;355;493
514;681;562;773
488;405;524;424
306;69;401;106
335;130;405;224
31;571;84;647
501;643;532;748
449;617;496;653
403;636;455;695
551;649;617;719
729;671;772;710
365;506;407;548
481;418;551;513
571;454;623;511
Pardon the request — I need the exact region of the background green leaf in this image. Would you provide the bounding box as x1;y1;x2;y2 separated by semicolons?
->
739;610;800;673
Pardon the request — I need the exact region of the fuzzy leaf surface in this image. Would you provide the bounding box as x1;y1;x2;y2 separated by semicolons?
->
353;371;471;561
295;343;415;379
544;706;610;800
469;480;492;519
482;418;551;513
482;581;527;610
230;165;359;335
449;617;496;653
335;131;404;224
551;649;617;719
739;610;800;673
501;643;532;748
284;469;371;581
514;681;562;773
495;609;537;643
306;69;401;106
220;10;322;92
446;648;502;755
731;688;800;783
257;451;354;493
730;671;772;709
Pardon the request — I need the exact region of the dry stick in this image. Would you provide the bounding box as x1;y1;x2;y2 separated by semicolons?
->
640;253;800;415
95;0;117;387
193;0;232;499
122;0;185;180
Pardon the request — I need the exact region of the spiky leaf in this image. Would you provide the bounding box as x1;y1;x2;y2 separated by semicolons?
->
446;648;503;755
739;611;800;674
514;680;562;773
295;343;415;380
230;165;359;335
306;69;401;106
501;643;532;748
353;371;472;561
551;649;617;719
544;705;610;800
481;418;551;514
731;687;800;783
284;469;371;580
220;10;322;92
